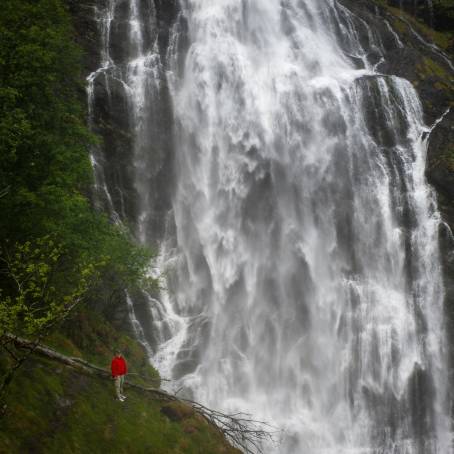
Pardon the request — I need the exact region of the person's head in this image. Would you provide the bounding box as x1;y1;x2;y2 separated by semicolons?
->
115;350;121;357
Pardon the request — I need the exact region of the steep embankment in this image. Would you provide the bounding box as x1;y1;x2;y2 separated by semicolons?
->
0;310;239;454
2;361;229;454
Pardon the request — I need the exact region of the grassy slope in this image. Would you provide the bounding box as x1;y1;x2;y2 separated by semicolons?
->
47;309;161;387
0;311;239;454
0;1;237;452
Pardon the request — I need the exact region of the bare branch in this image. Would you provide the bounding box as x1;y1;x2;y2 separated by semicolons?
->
1;334;276;452
0;186;10;199
0;296;85;412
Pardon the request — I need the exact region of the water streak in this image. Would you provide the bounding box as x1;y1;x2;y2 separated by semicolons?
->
87;0;452;452
155;1;452;452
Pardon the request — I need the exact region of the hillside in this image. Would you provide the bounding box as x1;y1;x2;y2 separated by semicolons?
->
0;309;240;453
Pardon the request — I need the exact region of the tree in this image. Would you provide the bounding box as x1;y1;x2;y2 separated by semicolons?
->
4;333;276;453
0;236;99;411
0;0;155;410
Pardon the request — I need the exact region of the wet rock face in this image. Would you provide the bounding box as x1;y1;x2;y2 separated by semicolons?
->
154;0;180;56
91;70;138;222
108;0;158;64
67;0;102;73
65;0;181;333
340;0;454;371
388;0;433;25
427;109;454;216
428;109;454;343
388;0;454;33
339;0;453;117
69;0;181;245
338;0;454;201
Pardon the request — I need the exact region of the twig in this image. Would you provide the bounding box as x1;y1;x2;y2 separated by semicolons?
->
2;334;275;453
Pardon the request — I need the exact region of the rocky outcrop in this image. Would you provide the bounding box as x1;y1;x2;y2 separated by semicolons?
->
388;0;454;37
338;0;454;375
67;0;180;244
66;0;102;73
64;0;182;335
340;2;454;211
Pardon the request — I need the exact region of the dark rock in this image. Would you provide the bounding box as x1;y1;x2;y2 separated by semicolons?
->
337;3;454;229
127;289;160;350
66;0;102;73
160;402;194;422
171;317;211;379
427;109;454;209
160;405;181;421
110;20;134;65
335;0;454;399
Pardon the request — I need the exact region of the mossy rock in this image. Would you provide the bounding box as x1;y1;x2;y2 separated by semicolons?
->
161;402;196;422
0;304;241;453
0;356;239;453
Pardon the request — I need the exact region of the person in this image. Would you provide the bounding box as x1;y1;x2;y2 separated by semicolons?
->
111;350;127;401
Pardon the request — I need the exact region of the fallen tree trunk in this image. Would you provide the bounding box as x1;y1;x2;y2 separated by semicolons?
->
4;333;174;401
4;333;275;454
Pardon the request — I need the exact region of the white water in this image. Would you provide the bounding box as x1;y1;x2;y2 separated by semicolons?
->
156;1;452;452
88;0;452;452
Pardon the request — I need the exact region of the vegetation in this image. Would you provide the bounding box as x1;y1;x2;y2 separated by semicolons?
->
0;0;151;407
47;308;160;386
374;0;454;50
0;317;240;454
376;0;454;182
0;2;254;452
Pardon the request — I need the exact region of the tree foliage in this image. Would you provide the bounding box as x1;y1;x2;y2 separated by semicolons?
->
0;0;153;404
0;236;98;339
0;0;151;300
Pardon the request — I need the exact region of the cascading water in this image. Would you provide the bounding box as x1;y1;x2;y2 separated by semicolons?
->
88;0;453;452
87;0;176;350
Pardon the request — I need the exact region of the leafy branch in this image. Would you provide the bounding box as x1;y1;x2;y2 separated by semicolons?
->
0;236;100;413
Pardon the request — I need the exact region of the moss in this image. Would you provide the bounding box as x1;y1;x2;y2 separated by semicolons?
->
423;57;450;78
0;306;239;453
414;56;452;84
378;2;453;51
443;148;454;172
47;308;160;387
392;15;408;35
161;401;196;421
0;356;239;454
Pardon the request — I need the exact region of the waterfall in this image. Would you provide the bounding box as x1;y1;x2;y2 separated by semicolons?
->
89;0;452;452
87;0;176;351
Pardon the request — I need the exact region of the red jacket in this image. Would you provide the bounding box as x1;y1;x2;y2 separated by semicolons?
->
111;356;127;377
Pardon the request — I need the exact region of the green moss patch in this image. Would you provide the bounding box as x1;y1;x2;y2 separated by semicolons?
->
378;2;453;51
47;308;160;387
0;306;240;453
0;356;239;454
